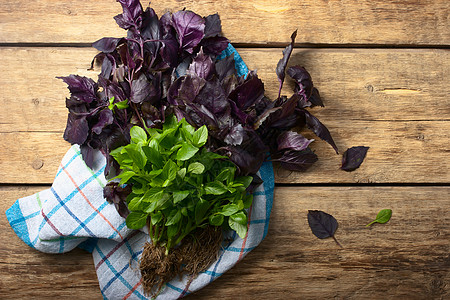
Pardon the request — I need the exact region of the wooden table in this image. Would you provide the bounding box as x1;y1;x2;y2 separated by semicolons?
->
1;0;449;298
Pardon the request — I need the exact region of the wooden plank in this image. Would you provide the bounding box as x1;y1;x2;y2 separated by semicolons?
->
2;186;449;298
0;0;449;45
0;47;448;184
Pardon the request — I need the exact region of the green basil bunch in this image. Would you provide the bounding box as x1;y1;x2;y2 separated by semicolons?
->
109;116;253;254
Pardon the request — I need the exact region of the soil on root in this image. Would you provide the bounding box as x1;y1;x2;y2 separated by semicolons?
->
140;226;223;296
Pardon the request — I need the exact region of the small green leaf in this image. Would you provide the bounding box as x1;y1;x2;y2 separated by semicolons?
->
216;168;232;182
188;162;205;174
229;213;248;239
220;204;240;216
167;224;178;239
108;96;115;110
150;211;162;225
173;191;190;204
235;176;253;189
205;181;228;195
230;211;248;226
125;145;147;169
195;199;209;225
128;196;143;211
165;210;182;226
141;187;164;203
243;194;253;209
209;214;224;226
142;145;163;169
192;125;208;147
115;171;135;185
366;209;392;227
177;168;187;179
130;126;148;144
176;143;199;161
115;99;129;109
162;159;177;183
126;212;148;229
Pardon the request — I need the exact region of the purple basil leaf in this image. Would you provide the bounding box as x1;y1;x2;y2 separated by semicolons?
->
63;113;89;145
247;173;263;194
309;87;324;107
130;74;151;104
103;182;131;218
178;75;206;104
288;66;324;108
58;75;98;104
200;36;230;56
277;131;314;152
216;52;237;82
224;124;244;146
307;210;340;242
159;32;179;68
255;94;298;130
92;37;122;53
228;71;264;111
204;13;222;38
114;0;143;31
275;30;297;99
167;76;183;105
140;7;160;41
80;144;96;170
272;148;318;171
187;49;214;79
219;145;265;176
341;146;369;171
92;109;114;135
172;10;205;53
195;79;229;115
299;109;338;154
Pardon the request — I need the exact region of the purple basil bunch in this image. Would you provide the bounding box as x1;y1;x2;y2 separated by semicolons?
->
59;0;338;183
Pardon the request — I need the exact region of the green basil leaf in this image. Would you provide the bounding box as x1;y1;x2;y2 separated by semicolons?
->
130;126;148;144
180;118;195;135
126;212;148;229
125;146;147;169
176;143;199;161
165;210;182;226
188;162;205;174
366;209;392;227
142;145;163;169
229;217;247;239
141;187;164;203
205;181;228;195
216;168;232;182
209;214;224;226
220;204;240;216
163;114;179;131
235;176;253;189
177;168;187;179
128;196;143;211
115;171;135;185
195;199;209;225
173;191;190;204
162;159;178;183
167;224;178;239
243;194;253;209
192;125;208;147
150;211;162;225
230;211;248;226
115;99;129;109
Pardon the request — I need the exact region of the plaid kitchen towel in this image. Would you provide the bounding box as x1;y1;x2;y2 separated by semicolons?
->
5;44;275;299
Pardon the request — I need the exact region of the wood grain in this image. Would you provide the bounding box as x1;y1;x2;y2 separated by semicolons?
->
0;48;448;184
0;0;449;45
2;186;449;298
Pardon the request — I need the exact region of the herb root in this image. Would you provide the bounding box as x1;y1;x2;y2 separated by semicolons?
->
140;226;223;296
